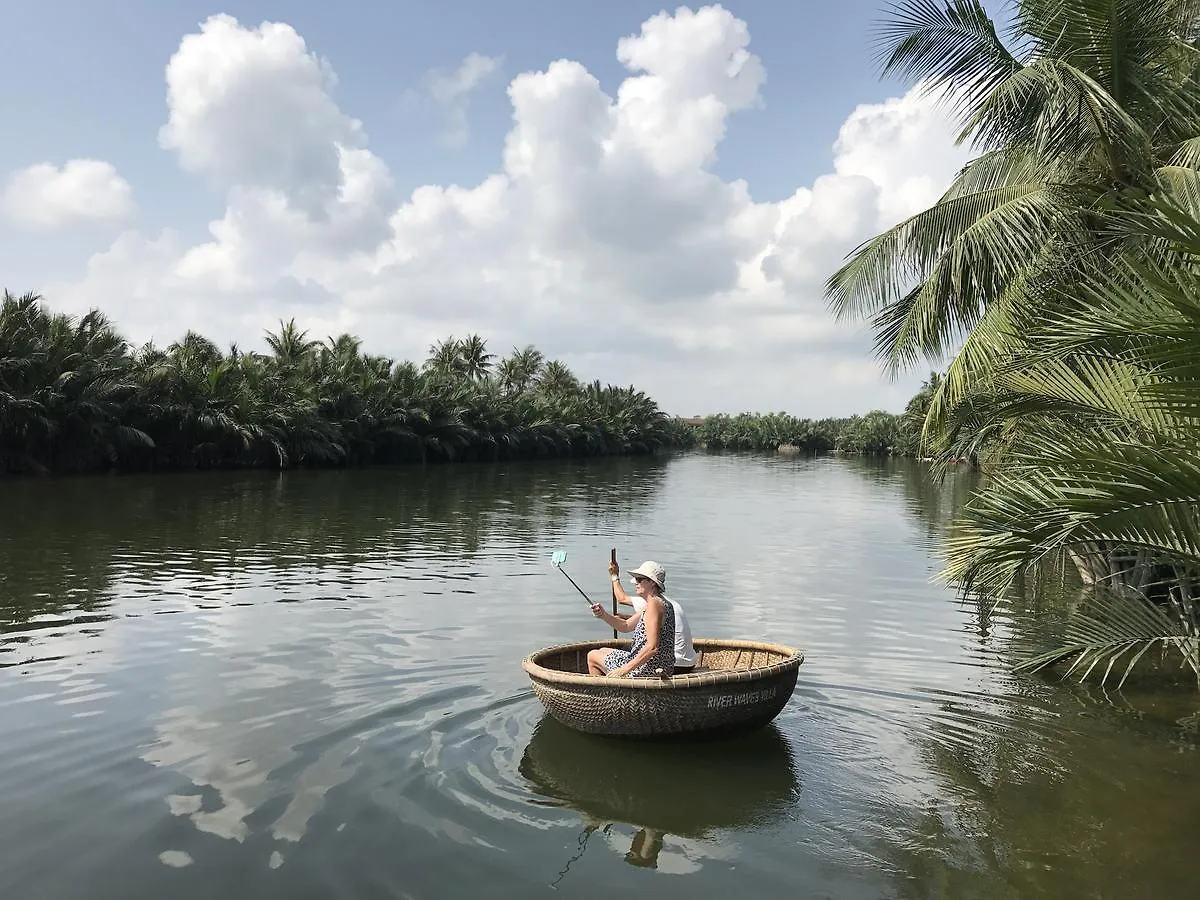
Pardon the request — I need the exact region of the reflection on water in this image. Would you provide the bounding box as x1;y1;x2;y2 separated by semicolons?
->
0;457;670;629
520;715;799;882
1;454;1197;899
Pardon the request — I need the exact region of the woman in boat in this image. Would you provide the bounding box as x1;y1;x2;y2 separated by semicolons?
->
611;561;696;674
586;560;676;677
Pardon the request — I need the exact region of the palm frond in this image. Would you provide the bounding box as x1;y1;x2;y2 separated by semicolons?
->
827;181;1064;324
1155;165;1200;216
1013;589;1200;689
873;0;1023;122
963;56;1151;167
943;433;1200;595
940;145;1074;197
1169;136;1200;171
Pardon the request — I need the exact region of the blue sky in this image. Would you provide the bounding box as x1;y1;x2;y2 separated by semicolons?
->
3;1;911;206
0;1;984;416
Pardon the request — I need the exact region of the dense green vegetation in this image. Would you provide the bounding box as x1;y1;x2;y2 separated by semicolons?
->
0;291;690;474
828;0;1200;687
1;292;943;476
687;373;941;456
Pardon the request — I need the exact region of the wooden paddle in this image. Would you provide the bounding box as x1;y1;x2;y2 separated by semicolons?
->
610;547;618;639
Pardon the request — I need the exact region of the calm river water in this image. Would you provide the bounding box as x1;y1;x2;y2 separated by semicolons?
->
1;454;1196;899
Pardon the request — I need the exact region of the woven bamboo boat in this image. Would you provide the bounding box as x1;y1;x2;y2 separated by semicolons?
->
522;638;803;737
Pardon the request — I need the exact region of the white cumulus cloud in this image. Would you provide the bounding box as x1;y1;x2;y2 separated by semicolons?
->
2;159;135;230
46;5;972;416
157;13;375;216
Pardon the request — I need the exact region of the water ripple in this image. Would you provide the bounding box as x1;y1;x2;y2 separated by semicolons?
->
1;457;1197;900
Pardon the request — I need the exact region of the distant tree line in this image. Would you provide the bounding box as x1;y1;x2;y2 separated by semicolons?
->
677;373;940;457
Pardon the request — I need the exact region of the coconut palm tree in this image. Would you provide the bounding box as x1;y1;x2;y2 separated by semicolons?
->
1;292;57;471
2;295;689;472
168;331;223;369
937;196;1200;686
134;336;263;468
322;333;362;366
424;336;463;379
536;360;581;396
823;0;1200;686
265;319;320;368
497;345;545;395
826;0;1200;444
896;372;944;457
457;333;495;382
0;293;151;473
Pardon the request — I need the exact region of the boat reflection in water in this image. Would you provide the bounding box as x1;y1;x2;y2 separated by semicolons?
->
519;714;801;879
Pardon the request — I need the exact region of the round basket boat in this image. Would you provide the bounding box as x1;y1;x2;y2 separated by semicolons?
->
522;638;803;738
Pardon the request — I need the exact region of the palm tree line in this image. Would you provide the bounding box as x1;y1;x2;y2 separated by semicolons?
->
827;0;1200;687
1;292;947;477
0;293;689;474
688;374;941;457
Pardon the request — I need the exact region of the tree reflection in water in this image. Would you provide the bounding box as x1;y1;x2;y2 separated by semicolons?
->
846;457;1200;897
0;455;671;631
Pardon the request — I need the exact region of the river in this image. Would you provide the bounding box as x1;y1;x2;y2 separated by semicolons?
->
1;453;1196;899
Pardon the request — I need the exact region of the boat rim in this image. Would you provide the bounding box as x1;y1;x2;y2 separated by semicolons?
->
522;637;804;691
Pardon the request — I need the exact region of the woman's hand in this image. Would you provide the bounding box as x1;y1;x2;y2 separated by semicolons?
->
608;666;629;678
608;560;619;578
589;602;605;619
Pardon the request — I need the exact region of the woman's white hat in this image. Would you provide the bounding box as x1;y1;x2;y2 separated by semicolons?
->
627;560;666;590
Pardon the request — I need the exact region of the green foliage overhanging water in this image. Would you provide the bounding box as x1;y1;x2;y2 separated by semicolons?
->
825;0;1200;688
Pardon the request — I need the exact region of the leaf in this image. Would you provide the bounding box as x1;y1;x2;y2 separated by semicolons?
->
1013;589;1200;689
872;0;1022;123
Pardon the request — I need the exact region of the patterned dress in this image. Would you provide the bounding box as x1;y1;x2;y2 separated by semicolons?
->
603;596;676;677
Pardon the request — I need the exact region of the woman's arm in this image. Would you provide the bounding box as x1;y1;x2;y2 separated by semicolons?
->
609;597;662;676
590;604;641;633
608;565;634;607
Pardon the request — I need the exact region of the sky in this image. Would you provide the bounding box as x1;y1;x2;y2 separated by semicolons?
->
0;1;982;418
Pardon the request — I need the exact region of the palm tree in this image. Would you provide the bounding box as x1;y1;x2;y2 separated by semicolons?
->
135;335;256;468
0;292;56;471
457;334;495;382
169;330;221;361
323;333;361;362
424;336;462;379
45;309;151;472
536;360;580;396
896;372;944;457
2;295;690;472
938;197;1200;685
265;319;319;367
822;0;1200;686
497;345;545;395
0;294;151;473
826;0;1200;444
